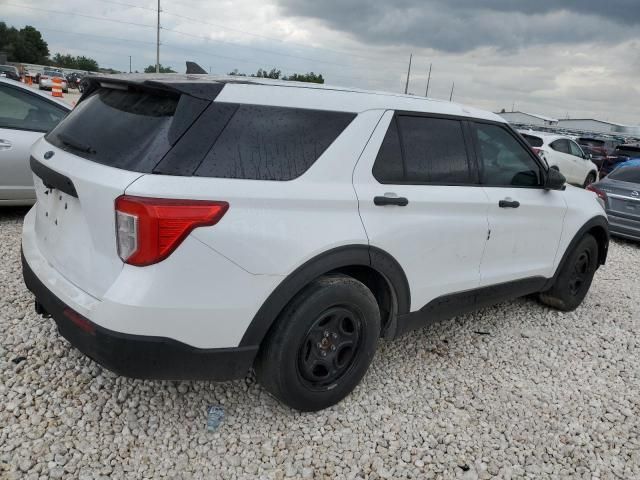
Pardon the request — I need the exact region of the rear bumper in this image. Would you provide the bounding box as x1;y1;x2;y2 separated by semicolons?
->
608;213;640;241
22;253;258;380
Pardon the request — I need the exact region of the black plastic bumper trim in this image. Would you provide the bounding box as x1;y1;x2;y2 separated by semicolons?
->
22;252;257;381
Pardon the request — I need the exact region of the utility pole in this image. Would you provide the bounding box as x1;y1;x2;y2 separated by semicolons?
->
404;54;412;94
425;63;432;97
129;55;132;74
155;0;160;73
449;81;455;102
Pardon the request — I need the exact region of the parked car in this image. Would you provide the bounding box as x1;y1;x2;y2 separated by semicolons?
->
65;72;84;90
520;131;599;187
22;75;608;411
576;137;608;168
0;78;70;205
588;163;640;241
39;71;68;93
0;65;21;82
600;145;640;177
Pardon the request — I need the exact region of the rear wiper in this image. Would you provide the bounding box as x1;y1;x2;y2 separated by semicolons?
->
57;132;95;154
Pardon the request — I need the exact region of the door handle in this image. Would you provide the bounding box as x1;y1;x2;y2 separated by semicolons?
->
498;199;520;208
374;196;409;207
0;139;12;150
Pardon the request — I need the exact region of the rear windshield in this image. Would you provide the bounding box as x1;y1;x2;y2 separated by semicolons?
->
609;166;640;183
615;147;640;157
46;87;179;172
521;134;543;148
579;138;605;147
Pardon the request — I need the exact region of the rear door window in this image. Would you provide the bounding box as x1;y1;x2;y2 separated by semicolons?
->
550;139;570;154
194;105;355;181
373;114;474;185
0;84;67;132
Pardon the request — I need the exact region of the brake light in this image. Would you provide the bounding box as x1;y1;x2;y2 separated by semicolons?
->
586;184;607;202
115;196;229;266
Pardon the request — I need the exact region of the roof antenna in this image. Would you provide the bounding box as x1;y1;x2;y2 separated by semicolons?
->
449;81;455;102
404;54;413;94
186;61;207;74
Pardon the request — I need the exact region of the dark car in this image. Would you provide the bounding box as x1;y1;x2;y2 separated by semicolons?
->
577;137;608;168
599;145;640;177
0;65;21;82
588;163;640;241
65;72;84;89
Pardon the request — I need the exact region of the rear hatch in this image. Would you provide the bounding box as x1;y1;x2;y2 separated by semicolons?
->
602;168;640;220
31;80;211;298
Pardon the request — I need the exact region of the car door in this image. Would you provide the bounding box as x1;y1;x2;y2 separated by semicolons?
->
472;121;566;286
0;83;68;201
548;139;578;183
353;110;490;312
568;139;589;183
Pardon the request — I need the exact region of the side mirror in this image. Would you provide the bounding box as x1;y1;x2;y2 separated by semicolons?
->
545;168;566;191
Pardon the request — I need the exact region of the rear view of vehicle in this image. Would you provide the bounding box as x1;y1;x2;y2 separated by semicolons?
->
600;145;640;177
589;165;640;241
22;76;368;410
0;65;21;82
39;71;68;92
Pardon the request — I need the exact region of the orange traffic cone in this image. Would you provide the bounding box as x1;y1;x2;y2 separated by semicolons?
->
52;77;63;98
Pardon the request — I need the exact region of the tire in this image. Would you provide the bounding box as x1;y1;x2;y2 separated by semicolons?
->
255;274;381;411
583;172;596;188
539;234;598;311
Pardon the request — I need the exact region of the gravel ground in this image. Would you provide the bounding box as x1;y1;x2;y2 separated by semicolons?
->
2;207;640;479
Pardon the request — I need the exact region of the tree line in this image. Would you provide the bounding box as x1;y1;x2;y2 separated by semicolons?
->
228;68;324;84
1;22;326;83
0;22;100;71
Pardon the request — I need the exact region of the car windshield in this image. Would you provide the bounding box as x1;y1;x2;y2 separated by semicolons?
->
608;166;640;183
0;66;17;73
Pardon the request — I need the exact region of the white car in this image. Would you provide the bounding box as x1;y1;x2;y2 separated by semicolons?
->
22;75;609;411
520;131;599;187
0;78;70;205
38;71;68;93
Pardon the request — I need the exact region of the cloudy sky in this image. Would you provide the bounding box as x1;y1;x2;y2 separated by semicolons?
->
3;0;639;124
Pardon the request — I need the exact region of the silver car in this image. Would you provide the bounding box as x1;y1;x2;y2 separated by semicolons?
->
38;71;68;93
0;78;70;205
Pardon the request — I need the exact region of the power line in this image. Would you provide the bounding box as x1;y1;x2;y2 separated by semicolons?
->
5;3;156;29
92;0;407;67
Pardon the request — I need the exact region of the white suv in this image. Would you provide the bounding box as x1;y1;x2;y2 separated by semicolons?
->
520;131;599;187
22;75;609;411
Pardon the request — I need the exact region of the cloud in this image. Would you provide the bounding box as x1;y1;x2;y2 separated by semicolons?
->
275;0;640;52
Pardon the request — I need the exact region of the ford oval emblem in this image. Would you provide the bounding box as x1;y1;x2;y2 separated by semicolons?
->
43;151;55;160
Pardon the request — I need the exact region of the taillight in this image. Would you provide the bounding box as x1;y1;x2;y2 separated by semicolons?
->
115;196;229;266
586;184;607;202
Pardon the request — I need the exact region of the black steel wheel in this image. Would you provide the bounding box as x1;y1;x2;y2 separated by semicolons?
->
539;234;599;311
255;275;380;411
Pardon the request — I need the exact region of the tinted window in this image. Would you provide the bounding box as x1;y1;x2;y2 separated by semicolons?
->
372;117;404;183
195;105;355;181
47;87;179;172
0;84;67;132
568;141;584;158
373;115;471;184
474;123;542;187
608;166;640;183
522;134;543;148
550;139;570;154
615;147;640;158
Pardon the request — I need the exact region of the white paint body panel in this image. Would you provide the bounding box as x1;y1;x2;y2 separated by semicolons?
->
353;111;490;310
21;79;608;351
480;187;566;285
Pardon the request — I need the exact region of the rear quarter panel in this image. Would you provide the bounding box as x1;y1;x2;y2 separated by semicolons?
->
125;110;386;275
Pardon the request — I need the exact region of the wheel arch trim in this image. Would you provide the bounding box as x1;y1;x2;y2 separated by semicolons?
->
239;245;410;347
543;215;609;291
